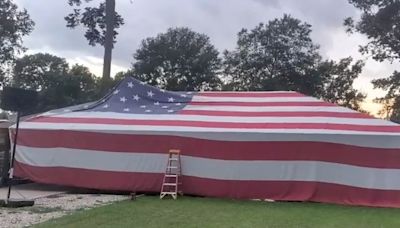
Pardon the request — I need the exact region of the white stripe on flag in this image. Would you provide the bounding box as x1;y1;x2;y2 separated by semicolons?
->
184;105;356;113
15;146;400;190
17;122;400;135
192;96;320;102
43;112;396;126
199;91;298;94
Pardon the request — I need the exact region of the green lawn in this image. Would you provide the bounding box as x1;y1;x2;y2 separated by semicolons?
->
35;196;400;228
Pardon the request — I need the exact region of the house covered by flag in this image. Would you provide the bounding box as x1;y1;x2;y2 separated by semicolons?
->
12;77;400;207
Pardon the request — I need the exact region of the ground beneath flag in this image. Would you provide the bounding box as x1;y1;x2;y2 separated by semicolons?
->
0;183;128;228
2;184;400;227
35;196;400;228
0;183;73;200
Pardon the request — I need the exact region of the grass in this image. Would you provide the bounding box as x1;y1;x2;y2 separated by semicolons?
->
35;196;400;228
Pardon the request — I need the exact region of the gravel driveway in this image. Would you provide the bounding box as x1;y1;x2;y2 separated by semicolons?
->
0;184;129;228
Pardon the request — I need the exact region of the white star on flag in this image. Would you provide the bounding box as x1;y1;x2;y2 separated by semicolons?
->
103;104;109;108
176;103;181;106
127;82;134;88
140;105;146;108
147;91;154;97
123;108;130;112
180;94;187;98
186;92;193;94
113;90;120;95
154;101;160;106
133;95;140;101
167;110;174;113
120;97;127;103
145;109;152;113
162;106;169;109
168;97;175;102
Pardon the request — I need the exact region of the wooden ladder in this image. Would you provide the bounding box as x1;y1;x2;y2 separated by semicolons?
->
160;149;182;199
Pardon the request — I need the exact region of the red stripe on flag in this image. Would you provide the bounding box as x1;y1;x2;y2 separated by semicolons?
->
28;117;400;132
179;110;372;118
198;92;305;97
188;101;335;107
14;162;400;208
16;129;400;168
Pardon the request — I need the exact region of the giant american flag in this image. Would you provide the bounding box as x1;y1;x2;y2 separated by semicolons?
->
13;77;400;207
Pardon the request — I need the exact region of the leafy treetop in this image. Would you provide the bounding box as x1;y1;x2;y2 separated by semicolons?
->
132;27;222;91
65;0;124;46
0;0;34;83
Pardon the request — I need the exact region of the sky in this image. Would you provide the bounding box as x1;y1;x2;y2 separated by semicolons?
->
14;0;400;115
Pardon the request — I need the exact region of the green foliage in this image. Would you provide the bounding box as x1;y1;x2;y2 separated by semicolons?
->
133;27;222;91
114;69;135;82
346;0;400;119
96;76;119;96
67;64;99;100
319;57;366;112
0;0;34;82
11;53;99;113
345;0;400;62
223;15;323;96
223;15;365;111
13;53;69;91
65;0;124;46
372;71;400;122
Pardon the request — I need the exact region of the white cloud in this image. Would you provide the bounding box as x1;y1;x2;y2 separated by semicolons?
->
14;0;400;114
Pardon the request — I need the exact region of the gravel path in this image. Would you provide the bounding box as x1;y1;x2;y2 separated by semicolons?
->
0;193;129;228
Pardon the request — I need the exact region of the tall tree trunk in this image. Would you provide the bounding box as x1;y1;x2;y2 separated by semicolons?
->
102;0;115;80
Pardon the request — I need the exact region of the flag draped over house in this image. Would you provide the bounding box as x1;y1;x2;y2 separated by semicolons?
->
12;77;400;207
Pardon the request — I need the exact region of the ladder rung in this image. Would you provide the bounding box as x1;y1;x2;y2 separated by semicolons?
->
169;158;178;161
167;166;178;169
169;149;180;154
165;174;178;177
161;192;177;194
163;183;177;186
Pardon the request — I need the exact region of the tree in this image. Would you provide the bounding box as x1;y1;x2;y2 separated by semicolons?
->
65;0;124;80
345;0;400;62
223;15;323;96
0;0;34;84
319;57;366;111
223;15;365;111
372;72;400;122
13;53;69;91
133;27;222;91
345;0;400;119
114;69;135;81
67;64;99;101
12;53;98;113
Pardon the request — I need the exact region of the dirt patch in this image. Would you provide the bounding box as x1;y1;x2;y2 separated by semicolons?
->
0;193;128;228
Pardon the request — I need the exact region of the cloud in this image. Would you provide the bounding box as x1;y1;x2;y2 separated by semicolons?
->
18;0;358;67
14;0;397;115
